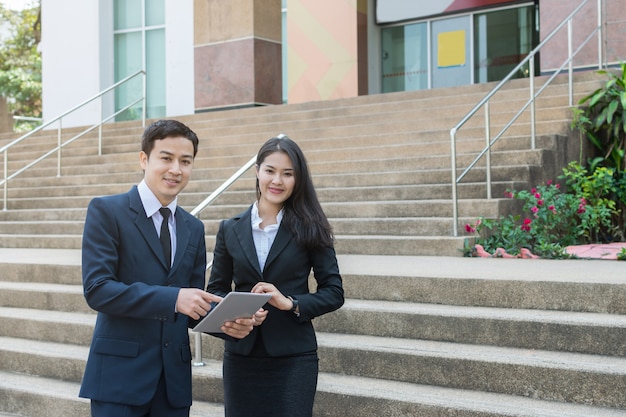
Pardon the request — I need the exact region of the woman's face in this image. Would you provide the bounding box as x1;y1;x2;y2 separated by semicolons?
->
256;151;296;209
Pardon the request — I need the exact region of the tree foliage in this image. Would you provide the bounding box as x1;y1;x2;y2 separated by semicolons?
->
0;1;42;126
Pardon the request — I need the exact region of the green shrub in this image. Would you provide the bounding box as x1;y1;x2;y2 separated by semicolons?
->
465;161;622;258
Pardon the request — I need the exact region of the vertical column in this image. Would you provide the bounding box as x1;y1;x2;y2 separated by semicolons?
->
193;0;282;111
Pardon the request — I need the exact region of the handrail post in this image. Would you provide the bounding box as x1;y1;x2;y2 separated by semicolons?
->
142;71;147;127
568;18;574;107
57;119;62;177
193;332;204;366
3;150;7;211
484;101;491;199
98;95;103;156
597;0;603;69
450;128;459;237
529;56;536;150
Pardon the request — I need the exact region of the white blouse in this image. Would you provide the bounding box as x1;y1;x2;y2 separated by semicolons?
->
250;202;283;271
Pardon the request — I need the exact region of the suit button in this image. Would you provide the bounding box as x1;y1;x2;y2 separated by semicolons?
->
164;341;169;347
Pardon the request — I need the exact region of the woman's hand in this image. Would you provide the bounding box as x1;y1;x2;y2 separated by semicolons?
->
251;282;293;311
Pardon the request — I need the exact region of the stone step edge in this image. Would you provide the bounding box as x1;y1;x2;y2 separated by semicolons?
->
1;251;626;286
1;324;624;376
0;366;623;417
1;282;624;325
0;371;224;417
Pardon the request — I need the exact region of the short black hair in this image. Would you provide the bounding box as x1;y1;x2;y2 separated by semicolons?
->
141;119;199;157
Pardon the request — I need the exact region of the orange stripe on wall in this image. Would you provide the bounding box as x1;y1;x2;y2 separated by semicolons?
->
287;0;361;103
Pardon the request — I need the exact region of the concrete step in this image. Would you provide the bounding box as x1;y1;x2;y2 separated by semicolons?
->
0;197;511;223
3;251;625;314
0;371;225;417
5;143;552;189
0;216;479;237
0;233;470;256
0;181;523;216
0;339;621;417
316;333;626;408
4;278;622;357
336;254;626;314
2;129;557;184
313;299;626;357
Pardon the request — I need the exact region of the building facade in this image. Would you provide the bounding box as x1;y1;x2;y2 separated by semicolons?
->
40;0;625;127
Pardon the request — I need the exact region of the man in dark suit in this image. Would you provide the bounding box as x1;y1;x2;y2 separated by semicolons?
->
79;119;255;417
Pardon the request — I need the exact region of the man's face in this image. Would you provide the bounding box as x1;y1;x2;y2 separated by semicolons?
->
139;136;195;206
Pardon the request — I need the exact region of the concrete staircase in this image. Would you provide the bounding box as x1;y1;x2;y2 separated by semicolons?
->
2;71;626;416
0;72;599;256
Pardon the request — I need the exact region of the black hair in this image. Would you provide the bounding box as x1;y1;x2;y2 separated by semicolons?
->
256;135;334;249
141;119;199;157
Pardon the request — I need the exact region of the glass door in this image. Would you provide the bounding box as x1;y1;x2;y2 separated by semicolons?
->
430;16;471;89
381;23;428;93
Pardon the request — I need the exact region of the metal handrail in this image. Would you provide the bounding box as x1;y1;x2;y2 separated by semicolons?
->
190;155;257;366
449;0;603;236
1;70;146;210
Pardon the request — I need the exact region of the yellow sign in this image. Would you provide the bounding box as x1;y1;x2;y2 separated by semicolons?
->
438;30;466;68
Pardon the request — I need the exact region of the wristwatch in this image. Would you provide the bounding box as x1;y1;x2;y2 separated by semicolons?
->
288;296;300;317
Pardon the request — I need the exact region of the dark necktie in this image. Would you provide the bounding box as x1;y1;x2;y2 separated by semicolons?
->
159;207;171;268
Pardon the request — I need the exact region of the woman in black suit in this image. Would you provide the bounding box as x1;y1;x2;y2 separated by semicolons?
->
206;135;345;417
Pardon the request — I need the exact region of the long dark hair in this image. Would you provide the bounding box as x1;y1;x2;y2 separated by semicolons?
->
256;135;334;249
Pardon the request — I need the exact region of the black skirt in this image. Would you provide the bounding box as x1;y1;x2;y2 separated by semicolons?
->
222;347;319;417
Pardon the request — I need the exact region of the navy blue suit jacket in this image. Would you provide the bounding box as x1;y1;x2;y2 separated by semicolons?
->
207;205;344;357
79;186;206;407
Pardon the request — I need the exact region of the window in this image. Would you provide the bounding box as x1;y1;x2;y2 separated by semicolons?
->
113;0;165;120
473;5;538;83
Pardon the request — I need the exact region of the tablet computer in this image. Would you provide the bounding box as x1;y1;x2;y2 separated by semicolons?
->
192;292;271;333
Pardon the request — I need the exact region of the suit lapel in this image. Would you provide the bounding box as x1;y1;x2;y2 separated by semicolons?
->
233;207;263;276
264;224;293;272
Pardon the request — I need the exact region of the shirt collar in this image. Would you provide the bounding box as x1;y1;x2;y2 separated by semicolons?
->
251;201;283;229
138;180;177;218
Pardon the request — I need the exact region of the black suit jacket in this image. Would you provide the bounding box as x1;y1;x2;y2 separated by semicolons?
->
207;205;344;356
79;186;206;407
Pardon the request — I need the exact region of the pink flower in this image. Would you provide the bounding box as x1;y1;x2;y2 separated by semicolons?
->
534;193;541;199
531;188;537;194
546;180;553;185
531;206;539;214
577;205;586;214
504;190;513;198
465;224;476;233
537;199;544;206
521;218;532;232
555;184;560;189
548;205;556;214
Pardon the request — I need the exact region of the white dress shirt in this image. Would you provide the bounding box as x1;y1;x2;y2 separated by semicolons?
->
251;201;283;271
